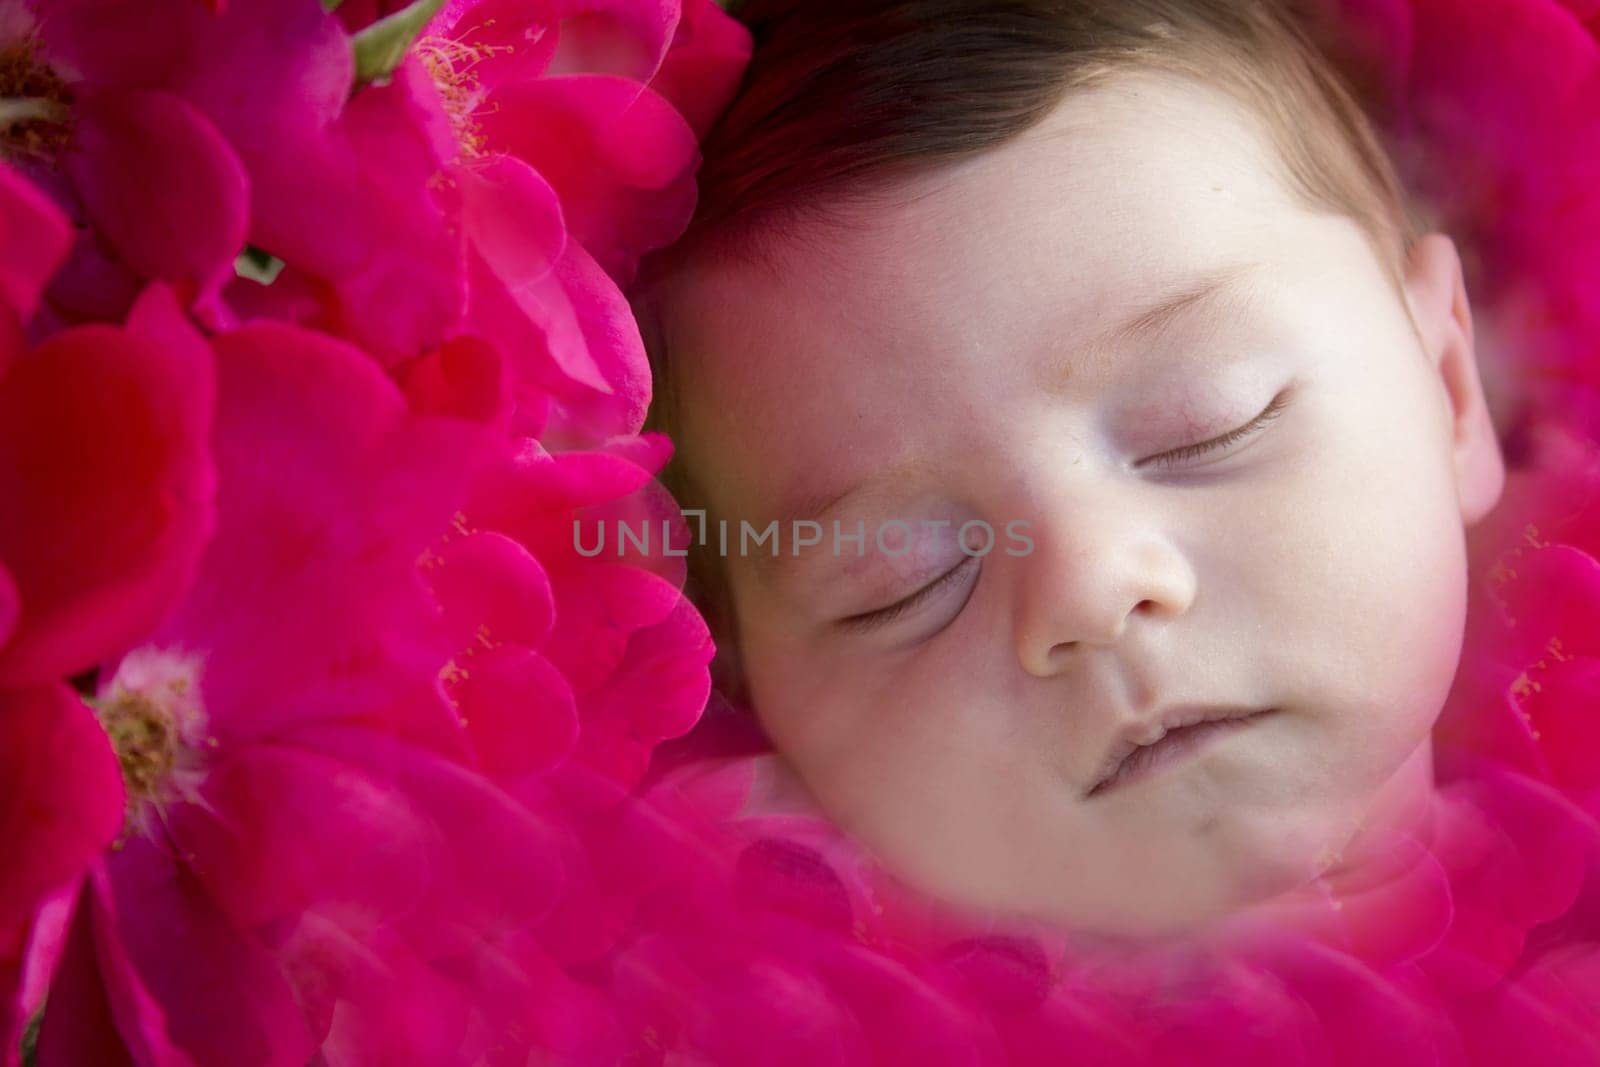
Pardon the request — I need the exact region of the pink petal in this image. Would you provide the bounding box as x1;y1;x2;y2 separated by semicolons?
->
40;226;145;331
1471;940;1600;1064
51;0;464;363
427;529;557;650
36;871;202;1067
274;725;569;940
459;154;568;290
0;686;124;1065
465;437;684;592
435;0;561;92
33;0;190;91
397;334;513;426
33;888;143;1067
219;260;336;334
141;323;478;749
646;0;753;139
455;149;664;436
162;743;441;930
276;915;474;1065
0;161;71;328
212;56;463;362
317;60;465;361
176;0;355;149
0;287;216;686
7;888;76;1067
470;236;654;441
1524;657;1600;793
63;89;249;316
1494;545;1600;664
0;686;124;927
468;442;663;530
544;564;687;693
542;0;680;84
579;583;713;743
0;565;15;651
1423;767;1595;993
462;242;624;436
479;74;700;286
450;646;580;774
91;840;318;1066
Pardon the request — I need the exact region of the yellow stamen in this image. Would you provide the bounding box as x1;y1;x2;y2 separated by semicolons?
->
414;34;517;160
92;648;211;839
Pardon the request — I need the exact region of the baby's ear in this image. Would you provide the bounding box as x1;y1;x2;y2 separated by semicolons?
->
1402;233;1505;526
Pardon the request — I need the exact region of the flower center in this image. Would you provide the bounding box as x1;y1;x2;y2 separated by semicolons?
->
99;687;180;801
93;648;211;833
415;34;517;160
0;39;71;163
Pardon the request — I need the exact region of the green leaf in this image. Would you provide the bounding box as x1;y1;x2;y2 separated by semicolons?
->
20;1007;41;1067
350;0;446;86
321;0;344;11
234;245;286;286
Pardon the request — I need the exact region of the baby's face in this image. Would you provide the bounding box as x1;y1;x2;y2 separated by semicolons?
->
660;73;1504;935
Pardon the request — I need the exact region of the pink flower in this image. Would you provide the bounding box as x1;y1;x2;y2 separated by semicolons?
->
35;0;462;359
400;318;714;799
1;3;250;326
381;0;752;440
454;434;713;803
423;0;751;288
396;335;717;1057
0;158;69;338
0;163;211;1066
451;155;659;440
0;685;123;1067
0;286;216;690
650;0;760;141
25;323;561;1064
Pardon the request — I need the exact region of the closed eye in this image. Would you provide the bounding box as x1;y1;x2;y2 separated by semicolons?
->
1137;385;1294;470
839;555;979;632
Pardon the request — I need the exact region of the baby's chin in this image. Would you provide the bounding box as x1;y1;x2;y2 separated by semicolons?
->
906;778;1400;942
1081;727;1443;937
1077;838;1336;941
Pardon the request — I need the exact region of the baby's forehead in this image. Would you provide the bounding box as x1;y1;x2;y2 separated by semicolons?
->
661;77;1320;375
680;75;1295;295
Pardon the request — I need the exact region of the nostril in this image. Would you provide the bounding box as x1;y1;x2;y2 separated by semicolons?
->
1134;598;1166;618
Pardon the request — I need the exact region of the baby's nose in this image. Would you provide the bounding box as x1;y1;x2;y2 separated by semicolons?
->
1010;492;1196;677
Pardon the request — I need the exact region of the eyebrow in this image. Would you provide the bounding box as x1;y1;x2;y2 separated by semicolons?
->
1103;264;1260;348
761;454;934;547
1062;262;1260;379
753;264;1265;577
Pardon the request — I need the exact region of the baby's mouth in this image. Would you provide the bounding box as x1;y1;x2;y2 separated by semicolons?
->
1086;707;1273;799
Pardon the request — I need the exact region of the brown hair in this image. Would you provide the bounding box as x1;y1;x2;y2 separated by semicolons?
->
632;0;1420;699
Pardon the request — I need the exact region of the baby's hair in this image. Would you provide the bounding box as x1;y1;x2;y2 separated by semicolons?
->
632;0;1422;700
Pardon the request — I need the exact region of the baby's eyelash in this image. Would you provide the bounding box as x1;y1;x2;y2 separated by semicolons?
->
1139;385;1294;470
839;556;979;632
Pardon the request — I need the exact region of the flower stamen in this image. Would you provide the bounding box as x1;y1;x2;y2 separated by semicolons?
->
414;31;523;159
92;648;212;839
0;39;71;162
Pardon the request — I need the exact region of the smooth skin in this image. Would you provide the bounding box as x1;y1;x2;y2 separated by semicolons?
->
657;72;1505;936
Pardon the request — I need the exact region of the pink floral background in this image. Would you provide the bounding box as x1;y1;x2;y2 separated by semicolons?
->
1;0;1598;1063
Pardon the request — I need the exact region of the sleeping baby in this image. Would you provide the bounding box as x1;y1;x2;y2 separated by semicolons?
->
630;0;1507;939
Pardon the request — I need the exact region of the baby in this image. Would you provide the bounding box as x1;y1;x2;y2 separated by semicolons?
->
631;0;1507;938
